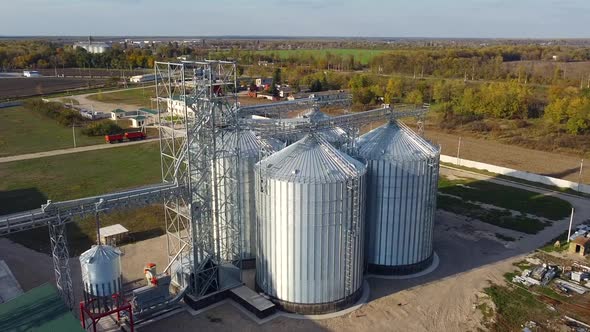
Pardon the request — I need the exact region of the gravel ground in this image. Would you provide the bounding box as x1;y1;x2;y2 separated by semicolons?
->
1;167;589;331
140;212;516;332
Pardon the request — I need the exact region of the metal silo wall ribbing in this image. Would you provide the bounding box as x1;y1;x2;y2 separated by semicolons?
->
365;155;439;271
255;173;365;311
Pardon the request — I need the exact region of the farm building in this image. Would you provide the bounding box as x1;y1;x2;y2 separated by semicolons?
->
255;78;273;89
569;237;590;256
279;86;293;98
111;109;126;120
130;115;147;128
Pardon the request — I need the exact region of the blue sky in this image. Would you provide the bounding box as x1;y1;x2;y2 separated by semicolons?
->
1;0;589;38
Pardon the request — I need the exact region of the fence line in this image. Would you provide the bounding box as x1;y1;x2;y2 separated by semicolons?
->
0;101;23;108
440;154;590;194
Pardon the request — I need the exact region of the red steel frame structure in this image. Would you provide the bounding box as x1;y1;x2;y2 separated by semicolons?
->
79;293;134;332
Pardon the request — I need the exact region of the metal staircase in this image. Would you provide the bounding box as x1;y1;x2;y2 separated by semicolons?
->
344;177;361;296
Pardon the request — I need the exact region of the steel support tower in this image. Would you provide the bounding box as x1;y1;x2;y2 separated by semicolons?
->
48;215;74;309
155;61;242;302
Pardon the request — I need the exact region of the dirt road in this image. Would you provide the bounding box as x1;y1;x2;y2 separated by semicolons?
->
425;130;589;184
51;85;151;113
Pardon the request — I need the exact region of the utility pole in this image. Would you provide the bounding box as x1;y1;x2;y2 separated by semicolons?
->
456;137;462;165
72;120;77;148
578;159;584;191
567;208;575;243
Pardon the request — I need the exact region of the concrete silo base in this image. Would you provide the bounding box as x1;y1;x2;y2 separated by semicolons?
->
368;252;434;275
367;252;439;279
255;282;365;315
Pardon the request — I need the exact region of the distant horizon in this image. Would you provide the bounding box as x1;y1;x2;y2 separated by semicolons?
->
1;35;589;41
2;0;590;38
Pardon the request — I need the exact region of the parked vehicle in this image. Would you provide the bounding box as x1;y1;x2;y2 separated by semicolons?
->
105;132;146;144
125;131;146;141
105;134;125;143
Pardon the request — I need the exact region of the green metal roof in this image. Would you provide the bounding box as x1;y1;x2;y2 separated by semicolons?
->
138;108;158;115
112;109;126;113
131;116;147;120
0;283;83;332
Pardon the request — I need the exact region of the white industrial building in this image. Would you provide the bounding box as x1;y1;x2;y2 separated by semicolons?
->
130;74;157;83
130;115;147;128
166;98;195;117
74;42;111;54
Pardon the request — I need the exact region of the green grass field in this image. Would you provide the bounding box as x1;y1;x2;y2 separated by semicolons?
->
87;87;155;108
252;48;387;65
1;142;162;254
439;177;571;221
0;106;104;157
438;176;571;234
0;142;161;214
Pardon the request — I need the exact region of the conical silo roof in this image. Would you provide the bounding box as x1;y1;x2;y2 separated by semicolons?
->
257;134;365;183
79;244;121;264
357;121;439;161
296;109;347;144
223;130;285;157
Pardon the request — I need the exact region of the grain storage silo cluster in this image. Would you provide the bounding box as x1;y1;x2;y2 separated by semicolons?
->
357;121;440;274
254;134;366;314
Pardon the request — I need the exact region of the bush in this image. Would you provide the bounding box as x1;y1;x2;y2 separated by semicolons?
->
24;99;84;126
438;112;482;130
514;119;530;128
81;120;123;136
465;120;492;133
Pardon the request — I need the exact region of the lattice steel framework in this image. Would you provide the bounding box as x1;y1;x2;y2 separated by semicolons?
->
155;61;242;300
0;182;180;310
48;215;74;309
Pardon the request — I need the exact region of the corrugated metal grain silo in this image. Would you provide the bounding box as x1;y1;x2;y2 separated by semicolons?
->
357;120;440;275
255;134;366;314
213;130;285;264
79;245;122;298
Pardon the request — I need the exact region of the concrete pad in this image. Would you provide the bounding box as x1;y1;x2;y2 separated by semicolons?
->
0;260;23;303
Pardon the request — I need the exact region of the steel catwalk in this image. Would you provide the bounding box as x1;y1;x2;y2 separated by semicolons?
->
255;134;366;314
294;109;347;146
357;121;440;275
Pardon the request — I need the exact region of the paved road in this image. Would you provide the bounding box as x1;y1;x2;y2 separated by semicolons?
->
0;138;159;163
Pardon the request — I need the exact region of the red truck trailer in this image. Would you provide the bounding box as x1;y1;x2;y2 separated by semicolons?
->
125;131;146;141
105;134;124;143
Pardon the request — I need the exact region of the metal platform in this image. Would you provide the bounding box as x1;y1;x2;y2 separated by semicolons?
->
229;286;276;319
